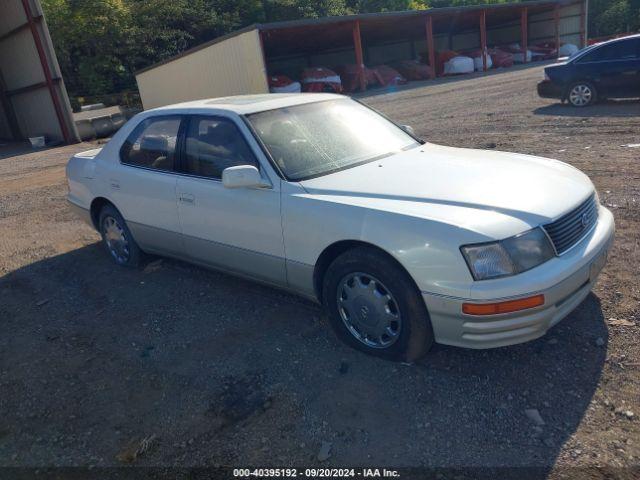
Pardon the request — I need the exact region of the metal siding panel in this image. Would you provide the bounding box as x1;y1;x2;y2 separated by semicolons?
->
529;16;555;40
434;34;449;51
11;87;62;139
487;25;521;45
0;28;44;90
559;15;581;37
0;103;13;138
367;41;412;64
559;33;581;45
310;49;355;67
136;30;268;109
452;32;480;51
0;0;27;36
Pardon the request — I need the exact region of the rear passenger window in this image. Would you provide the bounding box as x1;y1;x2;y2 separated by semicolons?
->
120;116;181;171
580;40;639;62
184;116;258;179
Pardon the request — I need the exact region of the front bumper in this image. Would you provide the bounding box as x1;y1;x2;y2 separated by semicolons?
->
537;80;564;99
424;206;615;349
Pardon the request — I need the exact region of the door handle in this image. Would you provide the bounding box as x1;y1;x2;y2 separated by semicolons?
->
179;193;195;205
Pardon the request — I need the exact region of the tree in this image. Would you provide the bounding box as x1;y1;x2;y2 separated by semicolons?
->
588;0;640;37
43;0;133;96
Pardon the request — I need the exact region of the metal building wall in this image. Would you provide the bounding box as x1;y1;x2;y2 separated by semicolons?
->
136;29;269;110
487;2;585;47
0;0;77;143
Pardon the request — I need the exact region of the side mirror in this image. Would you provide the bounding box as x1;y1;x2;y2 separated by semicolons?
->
222;165;271;189
401;125;415;136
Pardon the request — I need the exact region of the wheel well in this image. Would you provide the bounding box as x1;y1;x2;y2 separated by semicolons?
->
89;197;114;230
313;240;417;304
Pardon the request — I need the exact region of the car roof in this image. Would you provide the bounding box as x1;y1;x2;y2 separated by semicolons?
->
149;93;345;115
594;33;640;48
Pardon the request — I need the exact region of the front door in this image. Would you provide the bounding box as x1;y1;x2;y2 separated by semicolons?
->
175;115;286;285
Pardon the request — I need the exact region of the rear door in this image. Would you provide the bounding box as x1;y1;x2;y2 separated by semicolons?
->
175;114;286;285
109;115;184;256
576;39;640;97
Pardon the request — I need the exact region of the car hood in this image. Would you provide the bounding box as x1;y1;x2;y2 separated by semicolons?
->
298;143;595;240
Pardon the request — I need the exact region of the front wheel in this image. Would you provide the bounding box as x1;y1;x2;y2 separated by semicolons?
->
567;81;597;107
322;247;434;362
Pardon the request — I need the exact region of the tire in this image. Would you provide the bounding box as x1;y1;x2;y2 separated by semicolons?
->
98;204;142;267
567;81;597;107
322;246;434;362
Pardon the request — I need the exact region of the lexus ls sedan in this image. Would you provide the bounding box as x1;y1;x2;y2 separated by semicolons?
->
66;94;614;361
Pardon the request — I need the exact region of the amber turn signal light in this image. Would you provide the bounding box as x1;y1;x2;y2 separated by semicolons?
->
462;294;545;316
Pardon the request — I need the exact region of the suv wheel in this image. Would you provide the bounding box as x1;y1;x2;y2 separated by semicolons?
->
322;247;434;362
567;81;597;107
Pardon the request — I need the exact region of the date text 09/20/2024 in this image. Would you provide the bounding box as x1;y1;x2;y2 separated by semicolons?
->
233;468;400;477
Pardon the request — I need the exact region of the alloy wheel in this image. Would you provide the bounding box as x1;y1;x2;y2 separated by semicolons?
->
102;216;130;264
336;272;402;348
569;84;593;107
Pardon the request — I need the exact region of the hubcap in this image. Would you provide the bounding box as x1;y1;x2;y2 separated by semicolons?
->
102;216;130;264
336;273;402;349
569;84;592;106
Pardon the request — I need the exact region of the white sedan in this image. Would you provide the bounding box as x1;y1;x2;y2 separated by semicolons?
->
66;93;614;361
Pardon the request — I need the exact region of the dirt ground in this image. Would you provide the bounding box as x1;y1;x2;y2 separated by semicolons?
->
0;64;638;477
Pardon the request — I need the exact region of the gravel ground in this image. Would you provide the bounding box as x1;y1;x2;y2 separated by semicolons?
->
0;64;638;477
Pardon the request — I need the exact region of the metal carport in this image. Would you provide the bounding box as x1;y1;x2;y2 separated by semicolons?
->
0;0;78;145
135;0;587;109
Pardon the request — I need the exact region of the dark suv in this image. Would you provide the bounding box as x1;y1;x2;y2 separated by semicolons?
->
538;35;640;107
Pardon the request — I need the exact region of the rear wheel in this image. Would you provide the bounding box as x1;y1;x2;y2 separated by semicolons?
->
322;247;434;362
99;204;142;267
567;81;597;107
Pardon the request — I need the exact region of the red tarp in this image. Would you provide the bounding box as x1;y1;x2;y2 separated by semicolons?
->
530;42;558;60
268;75;294;88
435;50;459;75
488;48;514;68
300;67;343;93
372;65;407;87
333;65;381;92
392;60;433;80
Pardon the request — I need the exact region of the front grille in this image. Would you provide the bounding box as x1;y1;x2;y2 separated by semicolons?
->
543;194;598;254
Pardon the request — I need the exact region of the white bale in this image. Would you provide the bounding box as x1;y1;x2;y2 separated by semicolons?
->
473;53;493;71
270;81;302;93
443;56;474;75
513;50;533;63
559;44;579;56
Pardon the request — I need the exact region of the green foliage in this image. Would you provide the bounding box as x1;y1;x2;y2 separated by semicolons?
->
41;0;638;100
588;0;638;37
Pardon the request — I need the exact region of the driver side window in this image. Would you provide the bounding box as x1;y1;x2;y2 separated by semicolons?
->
184;116;258;179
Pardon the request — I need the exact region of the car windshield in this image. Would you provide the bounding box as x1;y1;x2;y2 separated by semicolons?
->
246;98;420;181
569;43;597;60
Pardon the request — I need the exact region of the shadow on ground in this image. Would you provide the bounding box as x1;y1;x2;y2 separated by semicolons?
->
533;98;640;118
0;244;607;476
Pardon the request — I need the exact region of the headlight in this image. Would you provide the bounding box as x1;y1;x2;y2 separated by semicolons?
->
461;228;555;281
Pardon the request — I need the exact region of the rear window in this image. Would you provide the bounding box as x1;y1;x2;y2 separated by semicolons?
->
120;116;181;171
